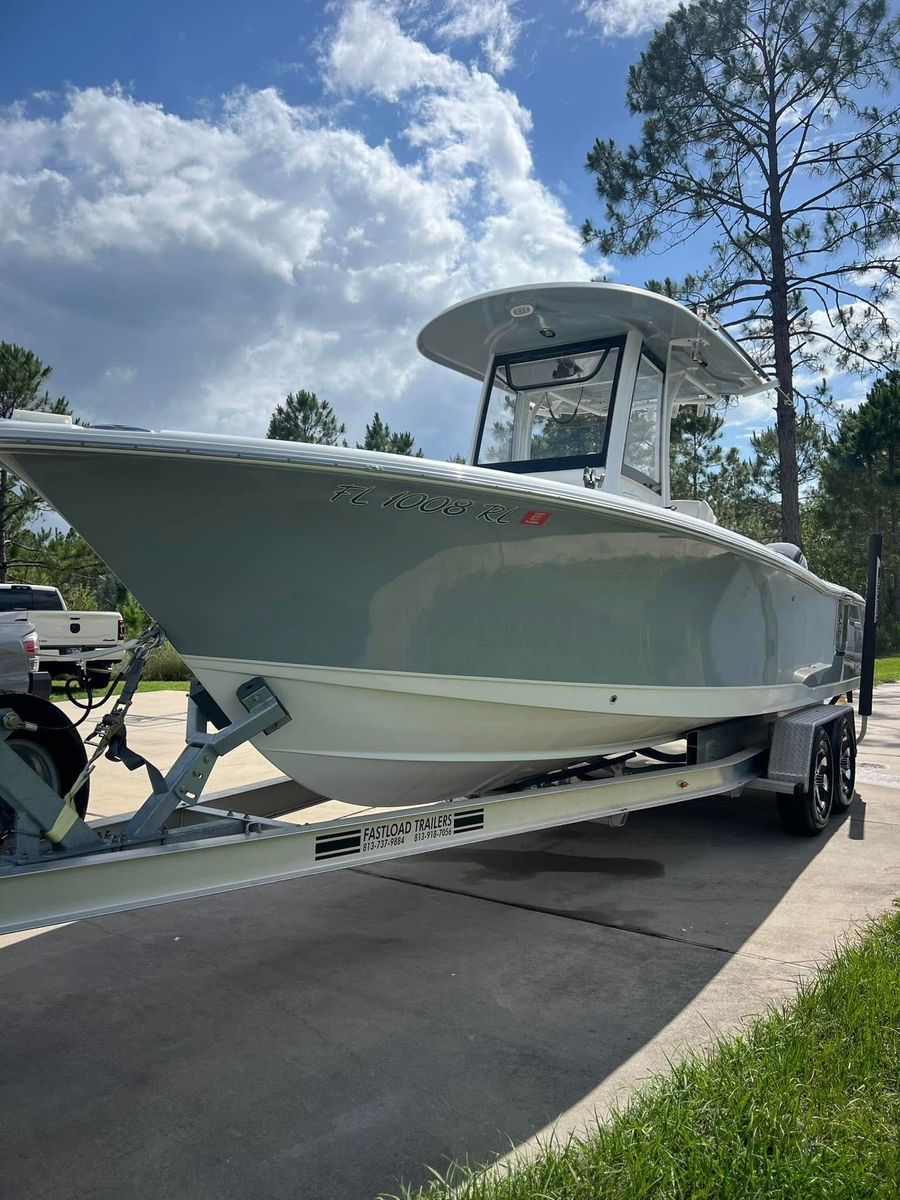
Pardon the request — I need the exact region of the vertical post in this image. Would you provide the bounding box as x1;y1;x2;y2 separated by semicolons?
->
467;357;498;466
602;329;643;495
858;532;882;720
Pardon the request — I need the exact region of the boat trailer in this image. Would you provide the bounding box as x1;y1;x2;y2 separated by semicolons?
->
0;537;882;936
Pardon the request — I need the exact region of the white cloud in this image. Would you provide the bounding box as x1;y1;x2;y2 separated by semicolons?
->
578;0;680;39
432;1;524;74
0;2;595;456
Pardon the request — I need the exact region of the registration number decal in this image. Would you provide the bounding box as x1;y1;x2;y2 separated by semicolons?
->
329;483;552;527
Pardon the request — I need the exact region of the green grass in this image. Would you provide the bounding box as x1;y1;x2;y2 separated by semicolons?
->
387;905;900;1200
51;678;190;703
875;656;900;685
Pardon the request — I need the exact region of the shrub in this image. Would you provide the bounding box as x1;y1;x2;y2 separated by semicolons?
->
876;619;900;656
120;592;151;638
142;640;189;681
65;584;99;612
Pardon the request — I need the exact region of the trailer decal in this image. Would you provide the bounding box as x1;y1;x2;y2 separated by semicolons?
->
314;830;362;860
453;809;485;833
313;807;486;861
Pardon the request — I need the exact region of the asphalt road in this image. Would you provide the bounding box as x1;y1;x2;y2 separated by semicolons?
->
1;686;898;1200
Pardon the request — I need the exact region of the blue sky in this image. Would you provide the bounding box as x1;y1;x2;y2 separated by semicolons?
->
0;0;883;460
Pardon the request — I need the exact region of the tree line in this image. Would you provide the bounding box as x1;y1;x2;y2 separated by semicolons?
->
267;389;423;457
670;379;900;651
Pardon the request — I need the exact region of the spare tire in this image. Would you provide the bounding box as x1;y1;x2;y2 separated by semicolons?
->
0;692;89;837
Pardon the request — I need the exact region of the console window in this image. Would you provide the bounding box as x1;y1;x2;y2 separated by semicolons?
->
623;355;663;488
477;342;621;472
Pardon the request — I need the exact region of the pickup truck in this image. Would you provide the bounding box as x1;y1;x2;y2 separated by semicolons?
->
0;612;51;698
0;583;125;682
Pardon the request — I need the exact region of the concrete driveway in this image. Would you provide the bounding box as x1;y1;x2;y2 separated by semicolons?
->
2;686;898;1200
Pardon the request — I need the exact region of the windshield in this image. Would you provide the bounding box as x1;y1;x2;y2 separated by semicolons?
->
476;340;621;472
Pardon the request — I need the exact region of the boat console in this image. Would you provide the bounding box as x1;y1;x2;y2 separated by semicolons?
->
418;282;769;509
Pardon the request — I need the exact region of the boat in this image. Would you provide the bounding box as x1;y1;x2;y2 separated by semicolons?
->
0;283;863;807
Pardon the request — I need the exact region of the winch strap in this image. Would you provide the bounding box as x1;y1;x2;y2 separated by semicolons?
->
45;802;79;845
106;729;168;795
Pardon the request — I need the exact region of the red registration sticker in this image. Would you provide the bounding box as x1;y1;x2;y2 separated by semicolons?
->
519;510;553;526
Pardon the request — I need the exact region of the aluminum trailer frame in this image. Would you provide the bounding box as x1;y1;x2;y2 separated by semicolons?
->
1;663;857;935
1;742;772;934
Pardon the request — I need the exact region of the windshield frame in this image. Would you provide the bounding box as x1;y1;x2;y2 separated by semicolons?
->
473;334;627;474
620;347;666;495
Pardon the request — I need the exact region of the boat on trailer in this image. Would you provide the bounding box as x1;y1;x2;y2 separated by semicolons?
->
0;284;864;806
0;284;881;935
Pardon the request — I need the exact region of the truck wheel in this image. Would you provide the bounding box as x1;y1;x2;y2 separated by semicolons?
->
829;712;856;814
0;693;90;836
777;726;834;837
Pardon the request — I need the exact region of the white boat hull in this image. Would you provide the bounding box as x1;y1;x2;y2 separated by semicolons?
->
187;655;856;806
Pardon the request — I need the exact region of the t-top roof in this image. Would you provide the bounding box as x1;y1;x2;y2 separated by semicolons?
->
417;283;770;402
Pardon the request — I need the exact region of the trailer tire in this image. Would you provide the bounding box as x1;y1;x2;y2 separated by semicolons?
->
777;726;834;837
829;711;856;815
0;693;89;836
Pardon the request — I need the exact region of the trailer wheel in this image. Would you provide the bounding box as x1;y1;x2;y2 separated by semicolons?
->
830;712;856;814
777;726;834;836
0;693;90;836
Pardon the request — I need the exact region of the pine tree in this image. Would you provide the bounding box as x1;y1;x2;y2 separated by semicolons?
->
267;390;346;445
670;408;725;500
584;0;900;548
669;406;780;541
0;343;73;582
358;412;424;457
816;371;900;644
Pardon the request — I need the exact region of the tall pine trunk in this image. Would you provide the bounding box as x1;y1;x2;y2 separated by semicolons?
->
772;309;802;547
766;85;803;550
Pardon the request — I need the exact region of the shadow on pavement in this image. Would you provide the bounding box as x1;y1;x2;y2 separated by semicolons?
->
0;790;846;1200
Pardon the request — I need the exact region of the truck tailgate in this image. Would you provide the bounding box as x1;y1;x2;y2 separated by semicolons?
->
37;611;121;649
